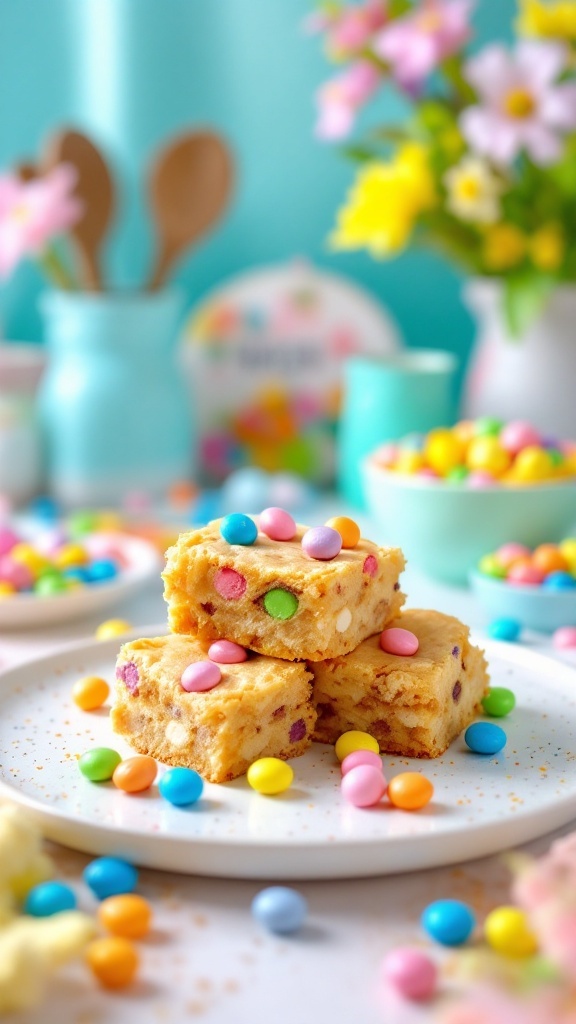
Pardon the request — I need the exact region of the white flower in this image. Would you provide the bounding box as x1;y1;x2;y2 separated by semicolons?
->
444;156;504;224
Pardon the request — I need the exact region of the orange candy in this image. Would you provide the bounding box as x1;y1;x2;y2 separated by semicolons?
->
387;772;434;810
98;894;152;939
112;755;157;793
86;936;139;989
532;544;569;575
72;675;110;711
325;516;360;549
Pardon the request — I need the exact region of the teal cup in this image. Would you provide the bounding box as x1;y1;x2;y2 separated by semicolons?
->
337;350;458;507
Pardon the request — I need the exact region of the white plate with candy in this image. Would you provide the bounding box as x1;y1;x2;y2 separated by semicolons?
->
0;629;575;879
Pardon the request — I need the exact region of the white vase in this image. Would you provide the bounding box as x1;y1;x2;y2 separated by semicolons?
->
462;279;576;440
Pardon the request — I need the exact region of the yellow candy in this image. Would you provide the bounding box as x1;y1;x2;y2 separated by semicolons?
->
9;543;50;577
0;582;16;597
452;420;475;445
95;619;132;641
395;451;425;475
424;429;465;475
484;906;538;958
560;538;576;567
72;675;110;711
510;445;553;483
325;516;360;549
334;730;379;762
53;543;89;570
466;437;511;477
247;757;294;795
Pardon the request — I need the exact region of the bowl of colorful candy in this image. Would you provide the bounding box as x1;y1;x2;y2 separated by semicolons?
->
362;419;576;584
0;521;160;628
469;540;576;632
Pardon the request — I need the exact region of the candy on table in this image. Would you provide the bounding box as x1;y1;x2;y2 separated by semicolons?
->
112;755;158;794
97;894;152;939
78;747;122;782
488;618;521;642
340;749;383;775
83;857;138;900
163;512;405;662
341;764;387;807
72;675;110;711
158;766;204;806
481;687;516;718
24;880;77;917
95;618;132;640
464;722;507;755
381;947;438;1002
86;935;139;989
387;772;434;810
484;906;538;958
553;625;576;649
421;899;476;946
371;417;576;486
334;730;380;762
246;757;294;795
251;886;308;935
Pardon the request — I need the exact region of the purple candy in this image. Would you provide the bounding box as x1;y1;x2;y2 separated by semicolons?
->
289;718;306;743
116;662;139;696
301;526;342;561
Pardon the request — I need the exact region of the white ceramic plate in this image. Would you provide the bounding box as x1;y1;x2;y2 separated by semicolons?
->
0;533;161;628
0;630;574;880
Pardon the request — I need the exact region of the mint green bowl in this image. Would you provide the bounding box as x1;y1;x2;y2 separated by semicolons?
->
362;459;576;585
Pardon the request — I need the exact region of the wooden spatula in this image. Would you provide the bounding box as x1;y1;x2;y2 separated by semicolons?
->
146;130;234;291
43;128;115;291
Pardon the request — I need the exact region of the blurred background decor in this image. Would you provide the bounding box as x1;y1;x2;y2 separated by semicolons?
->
312;0;576;436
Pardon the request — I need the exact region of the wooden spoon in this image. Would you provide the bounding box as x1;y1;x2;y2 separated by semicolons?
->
146;130;234;291
43;128;115;291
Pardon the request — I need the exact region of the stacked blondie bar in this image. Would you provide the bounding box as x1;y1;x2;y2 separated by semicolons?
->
111;512;488;782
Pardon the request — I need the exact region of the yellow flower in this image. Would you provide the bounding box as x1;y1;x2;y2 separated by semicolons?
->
529;223;565;269
330;144;437;258
483;223;527;270
444;156;504;225
517;0;576;40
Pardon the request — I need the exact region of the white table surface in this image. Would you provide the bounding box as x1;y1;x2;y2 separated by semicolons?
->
0;504;573;1024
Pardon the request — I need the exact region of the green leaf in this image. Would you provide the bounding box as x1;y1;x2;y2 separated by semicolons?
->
502;272;556;339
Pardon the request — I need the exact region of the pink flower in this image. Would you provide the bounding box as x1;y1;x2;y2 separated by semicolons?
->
316;60;381;139
461;40;576;166
305;2;388;59
375;0;474;92
0;164;81;278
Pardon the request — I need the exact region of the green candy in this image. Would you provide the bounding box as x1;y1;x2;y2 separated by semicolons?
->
67;510;99;538
474;416;503;438
79;747;122;782
478;554;507;579
481;687;516;718
34;573;68;596
263;588;298;620
446;465;469;484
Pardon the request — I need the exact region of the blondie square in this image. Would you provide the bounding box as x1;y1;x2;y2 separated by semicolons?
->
111;634;315;783
162;518;405;661
311;609;489;758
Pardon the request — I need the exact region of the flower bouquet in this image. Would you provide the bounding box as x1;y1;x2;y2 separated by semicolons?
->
309;0;576;335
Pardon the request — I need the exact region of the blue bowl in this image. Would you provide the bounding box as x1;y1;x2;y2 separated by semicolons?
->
362;459;576;585
469;570;576;632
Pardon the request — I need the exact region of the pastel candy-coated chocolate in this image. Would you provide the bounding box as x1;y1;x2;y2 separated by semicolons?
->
553;625;576;649
83;857;138;900
220;513;258;546
0;555;34;590
421;899;476;946
387;772;434;810
381;947;438;1001
247;757;293;795
467;470;496;488
324;516;360;548
263;588;298;619
214;567;247;599
464;722;507;755
487;617;521;642
24;880;77;917
159;766;204;806
341;764;386;807
481;687;516;718
500;421;541;455
496;542;531;567
507;562;545;585
79;747;122;782
112;756;158;793
380;627;419;656
181;660;222;692
0;526;19;557
259;507;297;541
301;526;342;561
543;571;576;589
340;749;384;776
251;886;308;934
208;639;247;663
334;730;379;762
484;905;538;958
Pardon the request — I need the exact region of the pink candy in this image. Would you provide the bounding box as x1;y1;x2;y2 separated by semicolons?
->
363;555;378;577
0;556;34;590
501;420;541;455
208;639;247;664
341;749;383;777
181;660;222;692
467;470;496;488
381;947;438;1001
301;526;342;561
260;507;297;542
341;764;386;807
380;627;419;656
0;527;19;558
214;567;247;599
496;542;531;568
507;563;545;585
553;626;576;650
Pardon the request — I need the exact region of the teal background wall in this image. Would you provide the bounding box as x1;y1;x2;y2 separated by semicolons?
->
0;0;514;385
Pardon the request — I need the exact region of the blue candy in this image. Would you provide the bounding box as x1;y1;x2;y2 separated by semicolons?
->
543;571;576;590
83;857;138;900
464;721;507;755
24;880;77;917
421;899;476;946
251;886;308;934
85;558;119;583
487;617;521;642
159;767;204;807
219;513;258;546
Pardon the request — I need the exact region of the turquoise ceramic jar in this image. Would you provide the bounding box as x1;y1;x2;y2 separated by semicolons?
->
38;290;194;506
